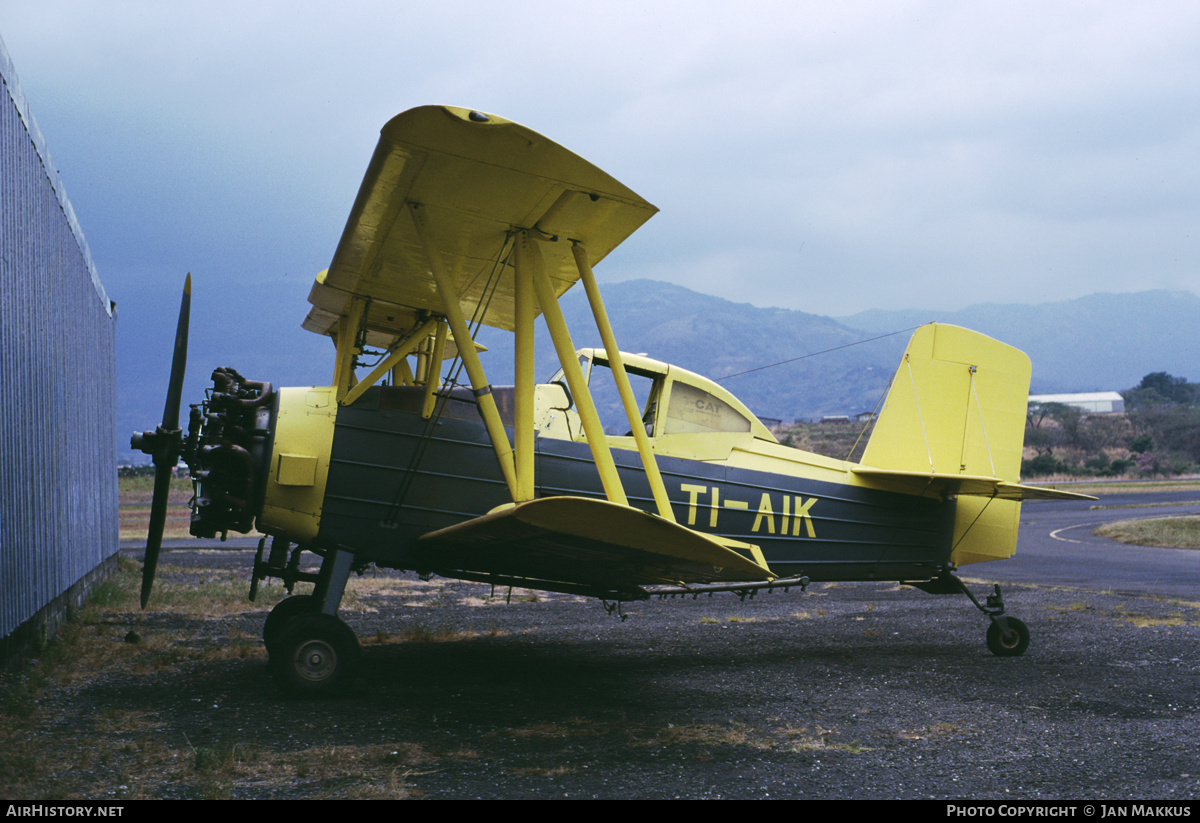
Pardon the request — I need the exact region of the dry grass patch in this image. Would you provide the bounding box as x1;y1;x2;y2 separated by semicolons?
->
119;506;194;541
652;722;774;750
897;721;973;741
1045;602;1093;614
90;556;288;619
780;724;872;753
372;621;506;644
508;765;575;777
1157;598;1200;609
3;693;445;801
1067;479;1200;496
92;708;161;735
1095;516;1200;549
0;553;490;800
501;718;615;739
119;476;271;542
1111;607;1192;628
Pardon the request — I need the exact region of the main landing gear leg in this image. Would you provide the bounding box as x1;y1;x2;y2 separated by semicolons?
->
266;547;362;697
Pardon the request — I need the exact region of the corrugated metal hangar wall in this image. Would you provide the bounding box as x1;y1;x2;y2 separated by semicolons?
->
0;35;119;650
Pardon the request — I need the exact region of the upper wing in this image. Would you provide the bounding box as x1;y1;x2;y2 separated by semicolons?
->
304;105;658;342
851;467;1098;501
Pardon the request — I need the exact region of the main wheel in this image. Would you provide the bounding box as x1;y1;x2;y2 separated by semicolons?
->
270;613;361;697
262;595;318;653
986;616;1030;657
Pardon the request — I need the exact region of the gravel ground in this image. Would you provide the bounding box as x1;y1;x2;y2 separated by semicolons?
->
7;547;1198;800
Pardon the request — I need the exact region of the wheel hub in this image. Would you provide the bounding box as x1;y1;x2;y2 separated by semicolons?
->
295;639;337;681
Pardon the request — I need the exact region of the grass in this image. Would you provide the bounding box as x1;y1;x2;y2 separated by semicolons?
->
650;722;775;750
1110;604;1197;628
897;721;973;741
118;475;191;540
3;538;919;798
1057;478;1200;496
1094;516;1200;549
118;474;268;541
0;557;483;800
493;717;873;757
1089;499;1200;511
501;718;613;739
87;555;289;619
119;474;192;501
373;622;506;643
1046;602;1092;613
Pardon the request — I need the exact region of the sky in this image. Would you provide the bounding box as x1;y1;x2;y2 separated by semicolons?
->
3;1;1199;446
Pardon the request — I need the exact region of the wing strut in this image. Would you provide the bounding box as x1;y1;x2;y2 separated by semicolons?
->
521;231;629;506
408;202;519;499
513;234;538;501
419;320;450;417
571;241;676;522
340;316;439;407
331;296;367;402
507;232;677;521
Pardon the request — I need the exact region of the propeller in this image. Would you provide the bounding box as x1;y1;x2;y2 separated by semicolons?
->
131;274;191;608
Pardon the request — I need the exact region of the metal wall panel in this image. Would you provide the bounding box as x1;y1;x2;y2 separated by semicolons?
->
0;35;118;639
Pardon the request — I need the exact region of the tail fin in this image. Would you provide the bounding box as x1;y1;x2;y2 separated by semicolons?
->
861;324;1031;566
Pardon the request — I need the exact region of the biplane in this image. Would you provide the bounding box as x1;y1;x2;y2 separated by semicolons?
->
133;105;1092;696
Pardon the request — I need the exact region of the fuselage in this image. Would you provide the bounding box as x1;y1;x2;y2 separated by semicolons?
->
187;340;1010;599
311;384;957;585
186;350;961;596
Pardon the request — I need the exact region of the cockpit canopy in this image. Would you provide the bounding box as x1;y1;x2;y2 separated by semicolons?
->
550;349;777;444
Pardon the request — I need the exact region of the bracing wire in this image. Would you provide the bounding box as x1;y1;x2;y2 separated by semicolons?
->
906;356;935;472
714;326;924;382
969;372;998;477
382;232;517;523
845;372;894;462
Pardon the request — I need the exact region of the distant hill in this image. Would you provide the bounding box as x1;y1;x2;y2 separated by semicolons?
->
120;280;1200;462
838;290;1200;395
478;281;1200;422
475;279;905;422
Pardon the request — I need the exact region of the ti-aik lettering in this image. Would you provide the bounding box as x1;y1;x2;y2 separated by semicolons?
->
679;484;817;537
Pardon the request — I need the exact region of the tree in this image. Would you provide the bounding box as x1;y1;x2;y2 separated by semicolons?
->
1126;372;1196;408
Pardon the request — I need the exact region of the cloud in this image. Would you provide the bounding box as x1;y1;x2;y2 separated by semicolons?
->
4;0;1199;440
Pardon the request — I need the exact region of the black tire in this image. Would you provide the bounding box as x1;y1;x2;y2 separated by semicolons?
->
262;595;318;653
269;613;361;697
986;616;1030;657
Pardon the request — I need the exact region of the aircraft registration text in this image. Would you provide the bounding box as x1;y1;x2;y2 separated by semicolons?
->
679;483;818;537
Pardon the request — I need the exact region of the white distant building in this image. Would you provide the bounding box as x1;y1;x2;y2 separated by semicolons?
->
1028;392;1125;414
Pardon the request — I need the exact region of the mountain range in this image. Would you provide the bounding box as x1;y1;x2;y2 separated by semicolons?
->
476;281;1199;422
840;289;1199;402
119;281;1199;461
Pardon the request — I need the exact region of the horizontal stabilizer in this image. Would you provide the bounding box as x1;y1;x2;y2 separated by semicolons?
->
417;497;773;596
852;467;1097;502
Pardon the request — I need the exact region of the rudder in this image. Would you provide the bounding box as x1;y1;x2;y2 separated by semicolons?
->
861;324;1032;565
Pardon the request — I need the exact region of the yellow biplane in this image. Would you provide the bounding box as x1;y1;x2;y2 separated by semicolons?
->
134;106;1092;696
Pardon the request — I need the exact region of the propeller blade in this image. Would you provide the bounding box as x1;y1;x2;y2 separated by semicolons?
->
140;463;174;608
162;274;191;430
140;274;192;608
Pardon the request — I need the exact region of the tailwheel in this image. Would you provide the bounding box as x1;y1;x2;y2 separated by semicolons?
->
986;616;1030;657
262;594;318;653
270;613;361;697
917;574;1032;657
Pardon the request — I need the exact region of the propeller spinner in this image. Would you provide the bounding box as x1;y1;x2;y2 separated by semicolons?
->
130;274;191;607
